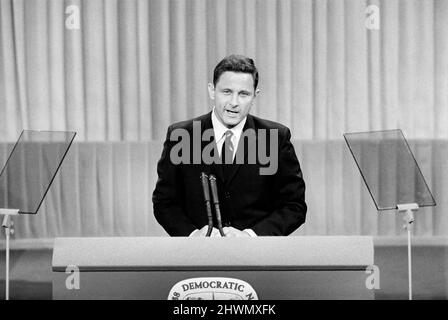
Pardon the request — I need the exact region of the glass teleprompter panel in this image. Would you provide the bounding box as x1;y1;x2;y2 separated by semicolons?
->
344;129;435;211
0;130;76;214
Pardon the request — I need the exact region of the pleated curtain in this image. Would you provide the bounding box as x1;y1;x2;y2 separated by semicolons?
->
0;0;447;239
1;0;447;142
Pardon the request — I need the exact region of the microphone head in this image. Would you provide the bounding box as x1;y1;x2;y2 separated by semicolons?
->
200;172;211;202
208;174;219;204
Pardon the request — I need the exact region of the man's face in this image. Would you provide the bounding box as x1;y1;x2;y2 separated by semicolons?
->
208;71;258;128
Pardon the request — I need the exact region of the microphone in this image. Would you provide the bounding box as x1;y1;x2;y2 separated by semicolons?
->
200;172;213;237
208;174;225;237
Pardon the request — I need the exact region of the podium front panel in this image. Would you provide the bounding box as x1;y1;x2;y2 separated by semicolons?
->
52;236;374;299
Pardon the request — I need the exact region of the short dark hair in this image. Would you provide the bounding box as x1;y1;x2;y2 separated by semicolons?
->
213;54;259;90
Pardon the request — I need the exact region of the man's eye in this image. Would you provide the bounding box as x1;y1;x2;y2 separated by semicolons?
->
240;92;249;97
222;90;231;94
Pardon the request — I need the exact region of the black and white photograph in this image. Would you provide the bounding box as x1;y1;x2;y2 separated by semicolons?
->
0;0;447;305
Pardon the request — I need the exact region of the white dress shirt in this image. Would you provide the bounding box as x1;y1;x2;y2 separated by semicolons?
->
211;108;247;160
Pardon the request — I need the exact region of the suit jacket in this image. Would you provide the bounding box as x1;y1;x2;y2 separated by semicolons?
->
152;111;307;236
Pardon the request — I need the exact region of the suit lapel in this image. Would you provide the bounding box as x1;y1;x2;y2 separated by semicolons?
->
200;112;224;183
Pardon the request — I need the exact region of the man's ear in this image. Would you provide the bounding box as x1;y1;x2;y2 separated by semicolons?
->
251;88;260;106
252;88;260;103
207;83;215;100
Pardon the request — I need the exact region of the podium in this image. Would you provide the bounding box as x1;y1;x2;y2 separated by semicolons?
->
52;236;374;299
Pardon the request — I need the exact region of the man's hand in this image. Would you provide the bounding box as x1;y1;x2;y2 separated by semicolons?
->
223;227;251;237
189;225;220;237
190;226;252;237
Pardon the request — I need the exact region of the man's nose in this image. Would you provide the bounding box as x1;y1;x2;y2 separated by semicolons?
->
229;94;239;107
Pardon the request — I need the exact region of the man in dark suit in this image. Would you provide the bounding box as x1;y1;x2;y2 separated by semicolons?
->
152;55;306;237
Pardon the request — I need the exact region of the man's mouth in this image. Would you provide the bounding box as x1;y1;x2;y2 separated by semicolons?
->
225;109;239;116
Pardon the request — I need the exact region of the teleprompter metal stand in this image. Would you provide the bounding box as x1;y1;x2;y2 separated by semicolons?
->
344;129;436;301
397;203;418;300
1;209;19;300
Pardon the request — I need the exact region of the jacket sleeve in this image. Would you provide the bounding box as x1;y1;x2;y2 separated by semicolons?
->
251;127;307;236
152;125;197;236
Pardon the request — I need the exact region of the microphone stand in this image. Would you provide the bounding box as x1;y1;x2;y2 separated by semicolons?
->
200;173;213;237
209;174;225;237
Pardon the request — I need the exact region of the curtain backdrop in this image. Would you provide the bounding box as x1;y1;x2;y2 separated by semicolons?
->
1;0;447;142
0;0;447;240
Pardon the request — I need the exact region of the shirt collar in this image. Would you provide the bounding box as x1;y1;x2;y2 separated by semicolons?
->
211;107;247;141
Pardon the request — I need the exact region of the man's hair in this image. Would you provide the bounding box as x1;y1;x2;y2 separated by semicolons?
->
213;54;259;90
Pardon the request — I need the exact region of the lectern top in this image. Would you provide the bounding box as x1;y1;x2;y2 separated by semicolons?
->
52;236;374;272
0;130;76;214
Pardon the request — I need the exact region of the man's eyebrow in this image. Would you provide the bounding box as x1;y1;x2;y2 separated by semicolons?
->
219;88;252;94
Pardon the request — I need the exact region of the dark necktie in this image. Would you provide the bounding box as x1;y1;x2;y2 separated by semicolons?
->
221;130;234;179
